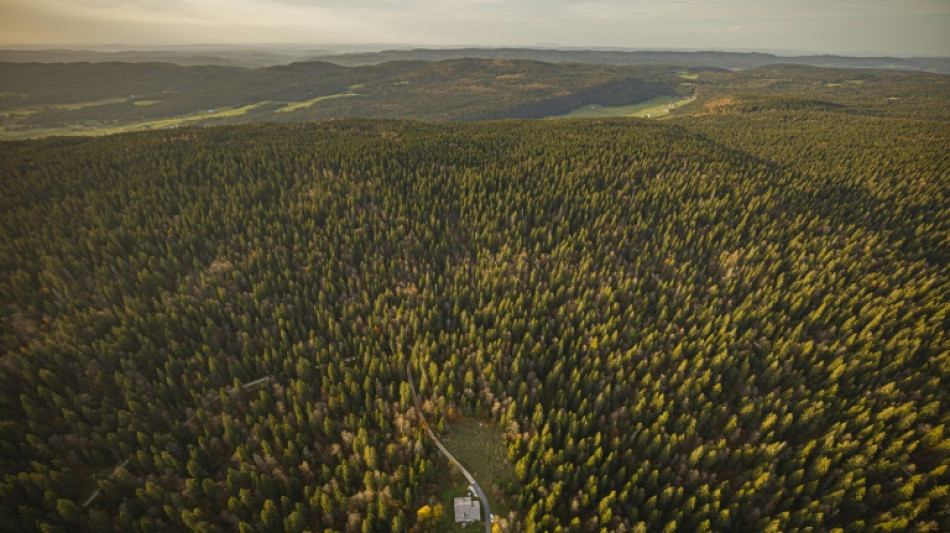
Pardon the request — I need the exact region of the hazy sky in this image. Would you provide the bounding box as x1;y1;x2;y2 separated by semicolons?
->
0;0;947;56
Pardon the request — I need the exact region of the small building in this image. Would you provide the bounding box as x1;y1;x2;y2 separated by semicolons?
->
454;496;481;524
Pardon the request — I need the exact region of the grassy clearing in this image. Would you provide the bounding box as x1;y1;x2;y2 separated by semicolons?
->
426;416;517;532
433;477;476;532
202;102;272;118
133;100;163;106
1;123;156;140
275;93;356;113
1;97;130;117
120;102;269;130
551;95;694;119
0;108;37;118
1;97;138;138
0;101;277;139
90;102;270;132
678;71;699;80
49;97;131;111
440;416;517;517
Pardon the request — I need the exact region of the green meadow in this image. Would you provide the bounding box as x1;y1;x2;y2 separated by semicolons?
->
552;95;694;119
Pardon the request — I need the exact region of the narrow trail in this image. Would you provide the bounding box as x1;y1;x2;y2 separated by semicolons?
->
79;358;357;509
407;363;492;533
81;376;273;508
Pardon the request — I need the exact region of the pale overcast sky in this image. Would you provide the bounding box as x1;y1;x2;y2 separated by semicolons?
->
0;0;947;56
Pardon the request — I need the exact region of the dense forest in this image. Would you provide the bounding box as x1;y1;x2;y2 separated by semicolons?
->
1;73;949;533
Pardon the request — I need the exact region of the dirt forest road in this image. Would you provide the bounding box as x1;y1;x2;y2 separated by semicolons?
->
407;363;492;533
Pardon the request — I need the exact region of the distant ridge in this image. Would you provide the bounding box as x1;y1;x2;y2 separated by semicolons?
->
2;47;947;74
0;48;325;68
308;48;950;74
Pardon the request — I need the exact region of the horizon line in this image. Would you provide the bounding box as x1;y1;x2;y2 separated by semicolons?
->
0;43;947;59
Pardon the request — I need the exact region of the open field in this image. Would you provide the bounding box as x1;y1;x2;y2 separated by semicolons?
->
552;94;694;119
429;416;517;532
439;416;517;517
40;97;131;111
0;101;276;139
0;94;364;138
0;108;37;118
0;122;150;139
275;93;356;113
198;101;271;118
1;96;131;118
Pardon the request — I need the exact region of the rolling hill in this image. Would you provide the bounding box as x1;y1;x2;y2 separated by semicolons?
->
0;59;684;138
2;58;949;140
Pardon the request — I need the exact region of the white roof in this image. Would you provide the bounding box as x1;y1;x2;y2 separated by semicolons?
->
454;496;481;523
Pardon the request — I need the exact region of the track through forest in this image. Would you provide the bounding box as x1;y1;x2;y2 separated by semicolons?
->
407;363;492;533
80;377;273;508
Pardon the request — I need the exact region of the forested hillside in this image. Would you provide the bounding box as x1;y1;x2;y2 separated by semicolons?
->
0;59;680;138
685;65;950;121
1;108;948;532
4;60;948;141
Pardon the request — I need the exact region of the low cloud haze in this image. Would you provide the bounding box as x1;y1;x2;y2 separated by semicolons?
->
0;0;947;56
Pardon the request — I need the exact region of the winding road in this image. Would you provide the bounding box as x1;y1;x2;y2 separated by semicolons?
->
407;363;492;533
